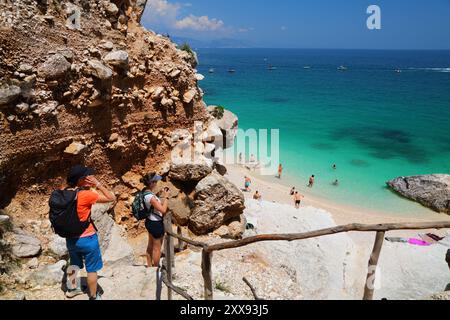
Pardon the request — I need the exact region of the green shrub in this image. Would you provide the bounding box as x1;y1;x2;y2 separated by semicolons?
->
215;280;231;294
179;43;194;55
212;106;225;119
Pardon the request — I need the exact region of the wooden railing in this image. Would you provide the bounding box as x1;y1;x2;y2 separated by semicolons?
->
161;214;450;301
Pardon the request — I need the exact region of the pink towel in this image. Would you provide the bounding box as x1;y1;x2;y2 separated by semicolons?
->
408;238;431;246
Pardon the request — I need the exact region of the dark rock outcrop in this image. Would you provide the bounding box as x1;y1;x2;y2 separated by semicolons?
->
387;174;450;214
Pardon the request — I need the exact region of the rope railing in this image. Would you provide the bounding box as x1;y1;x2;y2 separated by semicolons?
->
161;216;450;301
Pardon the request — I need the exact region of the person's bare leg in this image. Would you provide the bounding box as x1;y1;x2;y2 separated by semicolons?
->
87;272;98;298
146;235;154;268
152;237;163;267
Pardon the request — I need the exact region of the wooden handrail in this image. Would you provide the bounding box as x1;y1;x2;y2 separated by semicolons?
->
204;221;450;253
162;220;450;301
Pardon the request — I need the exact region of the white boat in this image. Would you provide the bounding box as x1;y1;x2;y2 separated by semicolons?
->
208;68;215;73
268;65;277;70
395;69;402;73
228;68;236;73
303;66;311;69
337;65;348;71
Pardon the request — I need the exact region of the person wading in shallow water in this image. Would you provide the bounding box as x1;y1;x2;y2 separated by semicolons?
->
308;175;315;188
58;165;116;300
142;173;170;268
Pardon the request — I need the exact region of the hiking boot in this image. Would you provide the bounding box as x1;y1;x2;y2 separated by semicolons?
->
65;288;84;299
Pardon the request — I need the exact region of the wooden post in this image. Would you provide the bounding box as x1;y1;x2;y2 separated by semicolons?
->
164;232;173;300
177;226;185;251
201;249;213;300
363;231;385;300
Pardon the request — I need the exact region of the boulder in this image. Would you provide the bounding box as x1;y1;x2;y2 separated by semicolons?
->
27;260;66;286
11;231;42;258
207;106;239;149
18;63;33;74
213;214;246;239
0;84;21;106
387;174;450;214
27;257;39;269
189;173;245;235
15;102;30;114
169;164;213;182
91;204;134;267
183;88;197;104
48;234;68;259
104;2;119;16
86;60;113;80
38;54;71;80
64;142;87;155
0;215;10;225
104;50;129;68
168;193;194;226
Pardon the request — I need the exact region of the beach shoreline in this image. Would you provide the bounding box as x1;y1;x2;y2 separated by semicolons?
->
225;164;450;226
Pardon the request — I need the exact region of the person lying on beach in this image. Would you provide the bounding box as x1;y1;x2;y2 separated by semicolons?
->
308;175;315;188
293;192;304;209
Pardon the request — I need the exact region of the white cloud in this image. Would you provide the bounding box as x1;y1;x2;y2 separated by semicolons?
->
175;15;224;31
143;0;226;32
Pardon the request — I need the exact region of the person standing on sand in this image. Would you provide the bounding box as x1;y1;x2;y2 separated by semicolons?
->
142;173;170;268
293;192;304;209
239;153;243;164
277;164;283;179
60;165;116;300
244;176;252;192
308;175;315;188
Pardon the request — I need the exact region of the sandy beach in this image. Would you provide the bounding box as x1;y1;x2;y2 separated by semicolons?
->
225;163;450;226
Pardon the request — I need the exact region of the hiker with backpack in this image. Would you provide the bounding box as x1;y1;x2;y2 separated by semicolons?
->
133;173;170;268
49;165;116;300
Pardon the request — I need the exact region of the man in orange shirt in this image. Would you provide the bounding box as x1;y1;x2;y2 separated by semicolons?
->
65;165;116;300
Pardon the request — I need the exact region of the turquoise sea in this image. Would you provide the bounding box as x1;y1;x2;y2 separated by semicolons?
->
197;49;450;217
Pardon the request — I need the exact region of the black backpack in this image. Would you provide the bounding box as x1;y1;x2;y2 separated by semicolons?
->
49;189;91;238
132;190;154;221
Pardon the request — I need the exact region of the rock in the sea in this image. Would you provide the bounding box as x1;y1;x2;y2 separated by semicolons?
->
0;84;21;106
189;172;245;235
387;174;450;214
104;50;129;68
169;164;213;182
48;235;68;259
28;260;66;286
86;60;113;80
11;231;42;258
38;54;71;80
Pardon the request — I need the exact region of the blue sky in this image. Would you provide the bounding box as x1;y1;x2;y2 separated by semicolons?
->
141;0;450;49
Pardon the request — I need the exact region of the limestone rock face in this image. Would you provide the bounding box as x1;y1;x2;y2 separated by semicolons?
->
207;106;239;149
189;173;245;235
213;214;246;239
90;204;134;267
38;54;71;80
387;174;450;214
48;235;68;259
169;164;213;182
11;230;42;258
27;260;66;286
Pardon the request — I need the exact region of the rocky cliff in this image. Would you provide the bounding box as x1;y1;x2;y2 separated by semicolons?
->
0;0;209;211
0;1;246;298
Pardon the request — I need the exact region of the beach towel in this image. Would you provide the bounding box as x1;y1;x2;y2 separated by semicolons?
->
408;238;431;246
